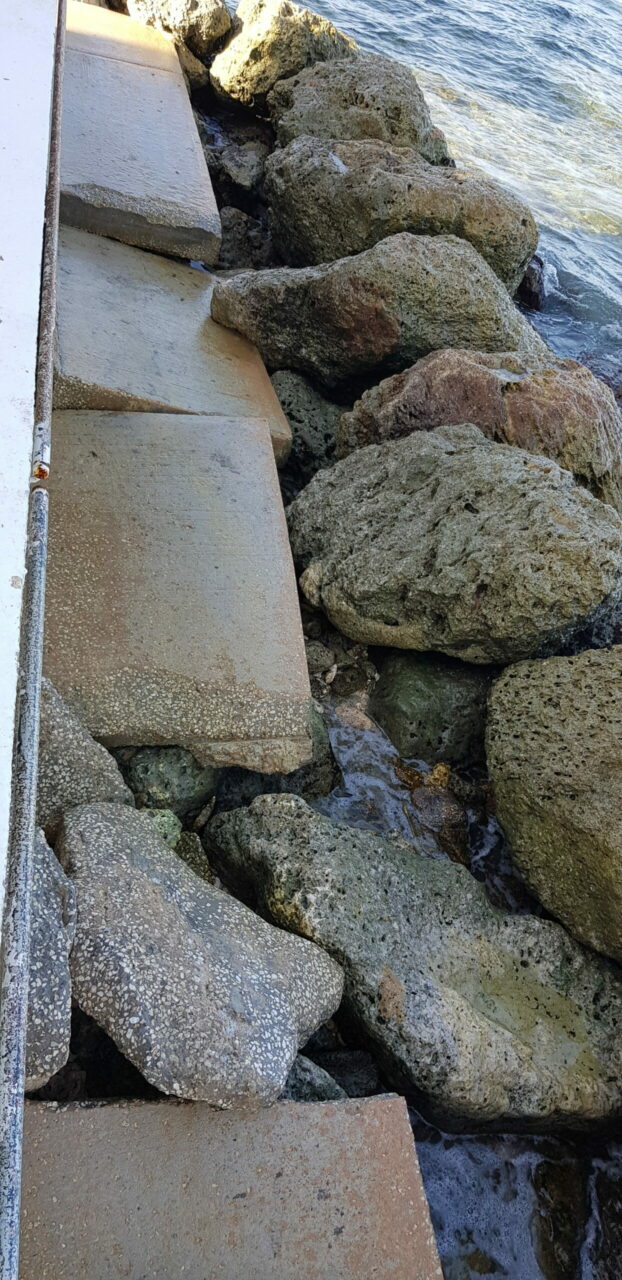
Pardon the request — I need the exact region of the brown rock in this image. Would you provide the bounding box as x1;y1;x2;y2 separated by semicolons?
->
337;349;622;512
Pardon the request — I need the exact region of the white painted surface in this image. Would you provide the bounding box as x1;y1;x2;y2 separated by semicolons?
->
0;2;58;934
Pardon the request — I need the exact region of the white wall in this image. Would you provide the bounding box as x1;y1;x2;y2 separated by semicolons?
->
0;1;58;935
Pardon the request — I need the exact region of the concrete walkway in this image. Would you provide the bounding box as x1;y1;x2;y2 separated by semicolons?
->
61;2;221;262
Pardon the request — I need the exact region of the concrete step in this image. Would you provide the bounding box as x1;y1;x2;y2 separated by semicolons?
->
20;1097;442;1279
61;1;221;262
43;411;311;772
53;226;292;463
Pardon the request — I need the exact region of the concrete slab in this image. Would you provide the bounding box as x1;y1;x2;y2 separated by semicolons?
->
43;411;311;772
20;1097;442;1279
53;227;292;462
62;2;221;262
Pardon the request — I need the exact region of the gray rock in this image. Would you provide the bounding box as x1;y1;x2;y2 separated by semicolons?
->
207;795;622;1127
271;370;341;493
175;41;210;92
115;745;217;821
175;830;216;882
217;207;275;271
287;424;622;664
266;137;537;291
211;233;550;390
280;1054;347;1101
38;677;133;840
125;0;231;59
487;647;622;964
309;1049;380;1098
369;652;493;767
268;52;450;165
141;807;183;847
58;803;343;1104
219;141;269;195
210;0;357;108
25;832;76;1091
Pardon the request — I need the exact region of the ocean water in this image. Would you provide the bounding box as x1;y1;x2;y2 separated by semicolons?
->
310;0;622;362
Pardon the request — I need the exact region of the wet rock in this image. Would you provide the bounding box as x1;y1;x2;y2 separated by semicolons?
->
287;423;622;663
194;108;274;211
58;803;343;1104
580;349;622;407
215;704;339;810
208;794;622;1127
211;233;549;390
125;0;231;59
115;745;217;821
487;647;622;964
271;370;341;494
280;1054;347;1101
336;349;622;513
266;137;537;291
25;832;76;1091
369;651;492;768
37;677;133;841
268;52;450;165
210;0;357;108
515;252;545;309
218;207;275;270
397;772;470;866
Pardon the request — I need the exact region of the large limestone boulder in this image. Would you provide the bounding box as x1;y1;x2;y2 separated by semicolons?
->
211;234;550;390
268;52;451;165
336;349;622;513
210;0;357;108
207;795;622;1127
25;833;76;1091
58;803;343;1104
125;0;231;58
37;678;133;840
369;652;493;767
286;424;622;663
487;648;622;964
265;137;537;291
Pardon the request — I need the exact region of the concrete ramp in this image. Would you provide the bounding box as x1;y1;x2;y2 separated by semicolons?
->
43;411;311;772
20;1097;442;1279
53;226;292;463
61;1;221;262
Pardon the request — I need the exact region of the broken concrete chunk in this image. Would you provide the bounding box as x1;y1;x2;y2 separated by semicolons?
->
58;803;343;1105
25;832;76;1092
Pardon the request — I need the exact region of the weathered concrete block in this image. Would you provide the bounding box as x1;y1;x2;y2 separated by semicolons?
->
53;227;291;462
21;1098;442;1278
44;411;311;772
25;833;76;1092
62;2;221;261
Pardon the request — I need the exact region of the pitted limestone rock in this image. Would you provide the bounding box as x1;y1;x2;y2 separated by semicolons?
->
369;652;493;767
37;678;133;840
268;53;450;164
57;803;343;1105
271;370;341;494
336;350;622;513
210;0;357;108
211;234;550;390
286;424;622;663
116;746;217;821
208;795;622;1128
487;647;622;964
265;137;537;291
25;832;76;1091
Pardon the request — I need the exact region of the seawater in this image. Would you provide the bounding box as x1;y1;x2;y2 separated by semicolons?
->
310;0;622;361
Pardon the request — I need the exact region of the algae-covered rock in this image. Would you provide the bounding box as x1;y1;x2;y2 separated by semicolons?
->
126;0;231;58
58;803;343;1105
337;349;622;513
287;424;622;663
266;137;537;291
208;795;622;1127
211;233;549;390
268;53;450;163
487;647;622;963
210;0;357;108
116;745;217;821
370;651;493;767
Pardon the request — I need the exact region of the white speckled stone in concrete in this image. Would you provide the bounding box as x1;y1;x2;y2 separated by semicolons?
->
57;803;343;1104
25;832;76;1092
20;1097;443;1279
53;226;291;463
37;678;133;840
62;3;221;262
44;411;312;772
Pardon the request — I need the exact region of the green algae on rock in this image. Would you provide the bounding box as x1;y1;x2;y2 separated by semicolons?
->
207;794;622;1128
369;651;493;767
487;646;622;964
